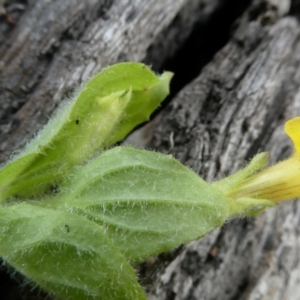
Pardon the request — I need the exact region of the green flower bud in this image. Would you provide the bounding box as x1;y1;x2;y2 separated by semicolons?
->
0;63;172;201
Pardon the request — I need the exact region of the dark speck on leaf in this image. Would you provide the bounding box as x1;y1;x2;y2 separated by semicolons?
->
76;118;79;125
65;224;70;232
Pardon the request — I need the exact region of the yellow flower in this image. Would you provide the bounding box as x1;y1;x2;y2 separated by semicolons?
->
230;117;300;202
213;117;300;216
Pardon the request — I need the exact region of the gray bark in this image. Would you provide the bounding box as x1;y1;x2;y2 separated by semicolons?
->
1;0;300;299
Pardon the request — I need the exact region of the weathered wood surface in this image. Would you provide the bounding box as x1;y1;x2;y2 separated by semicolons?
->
1;0;300;299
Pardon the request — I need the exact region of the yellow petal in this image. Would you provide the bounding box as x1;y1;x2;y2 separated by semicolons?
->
284;117;300;153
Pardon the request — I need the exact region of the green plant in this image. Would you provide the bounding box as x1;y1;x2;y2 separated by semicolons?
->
0;62;299;300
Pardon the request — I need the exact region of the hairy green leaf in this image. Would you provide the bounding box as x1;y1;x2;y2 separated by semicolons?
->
41;147;232;262
0;203;146;300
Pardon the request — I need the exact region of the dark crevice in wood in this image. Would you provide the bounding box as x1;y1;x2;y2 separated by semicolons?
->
157;0;252;99
137;0;253;142
231;276;250;300
289;0;300;19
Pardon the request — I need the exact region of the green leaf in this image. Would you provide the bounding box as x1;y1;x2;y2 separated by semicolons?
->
42;147;232;262
0;63;172;201
0;203;146;300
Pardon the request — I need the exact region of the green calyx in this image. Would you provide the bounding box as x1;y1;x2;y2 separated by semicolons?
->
212;152;275;217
